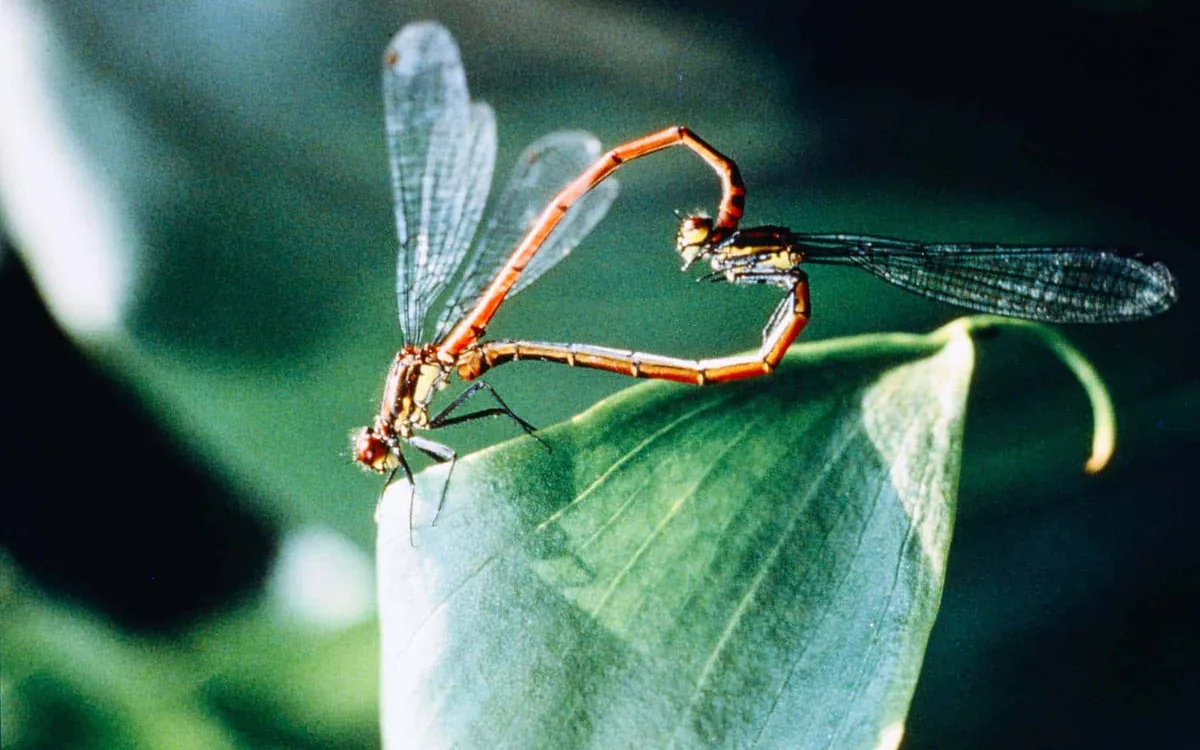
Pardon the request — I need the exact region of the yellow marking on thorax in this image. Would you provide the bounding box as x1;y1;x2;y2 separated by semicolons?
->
718;245;800;269
719;243;765;259
764;249;800;269
413;363;446;408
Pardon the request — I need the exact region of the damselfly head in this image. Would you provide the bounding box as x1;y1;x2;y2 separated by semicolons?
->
353;426;399;473
676;214;715;270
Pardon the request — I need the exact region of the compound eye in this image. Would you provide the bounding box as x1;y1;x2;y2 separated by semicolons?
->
353;429;392;472
677;215;714;250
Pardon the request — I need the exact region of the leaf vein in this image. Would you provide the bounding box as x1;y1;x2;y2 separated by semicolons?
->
669;415;860;748
536;394;735;533
749;422;887;748
590;419;753;619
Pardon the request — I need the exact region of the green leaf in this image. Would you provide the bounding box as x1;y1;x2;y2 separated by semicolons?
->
377;320;1011;750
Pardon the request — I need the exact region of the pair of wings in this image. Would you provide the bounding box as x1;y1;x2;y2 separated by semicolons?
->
793;233;1178;324
383;22;618;345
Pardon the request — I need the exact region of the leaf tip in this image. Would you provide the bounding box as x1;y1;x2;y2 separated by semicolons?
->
957;316;1119;476
1084;421;1115;475
875;722;905;750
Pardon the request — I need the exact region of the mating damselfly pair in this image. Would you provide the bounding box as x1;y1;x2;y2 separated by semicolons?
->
353;22;1177;535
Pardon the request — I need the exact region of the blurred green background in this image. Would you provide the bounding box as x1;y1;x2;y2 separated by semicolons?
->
1;0;1195;747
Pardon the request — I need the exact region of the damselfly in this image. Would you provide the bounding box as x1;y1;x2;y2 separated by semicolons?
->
673;151;1178;378
354;24;740;528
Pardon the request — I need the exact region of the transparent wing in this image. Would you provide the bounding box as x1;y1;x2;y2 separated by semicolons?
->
800;234;1178;323
384;22;496;344
433;131;619;339
806;236;1179;323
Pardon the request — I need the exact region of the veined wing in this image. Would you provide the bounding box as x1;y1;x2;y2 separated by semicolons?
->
384;22;496;344
433;131;619;340
799;233;1178;323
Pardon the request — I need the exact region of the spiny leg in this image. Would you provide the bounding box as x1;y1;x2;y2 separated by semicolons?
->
372;451;417;547
408;435;457;526
429;380;549;452
374;465;399;526
401;382;550;529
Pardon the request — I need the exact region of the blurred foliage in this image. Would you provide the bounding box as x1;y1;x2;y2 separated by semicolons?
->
2;555;378;749
1;0;1196;748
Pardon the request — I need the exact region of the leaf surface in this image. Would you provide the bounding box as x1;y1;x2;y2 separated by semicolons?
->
377;323;979;749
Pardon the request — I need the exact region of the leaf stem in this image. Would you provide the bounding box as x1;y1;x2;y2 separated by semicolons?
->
943;315;1116;474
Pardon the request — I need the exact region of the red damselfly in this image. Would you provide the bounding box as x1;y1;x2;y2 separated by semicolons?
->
354;24;740;533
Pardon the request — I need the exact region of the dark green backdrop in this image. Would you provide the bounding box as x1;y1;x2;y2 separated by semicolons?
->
2;0;1195;747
